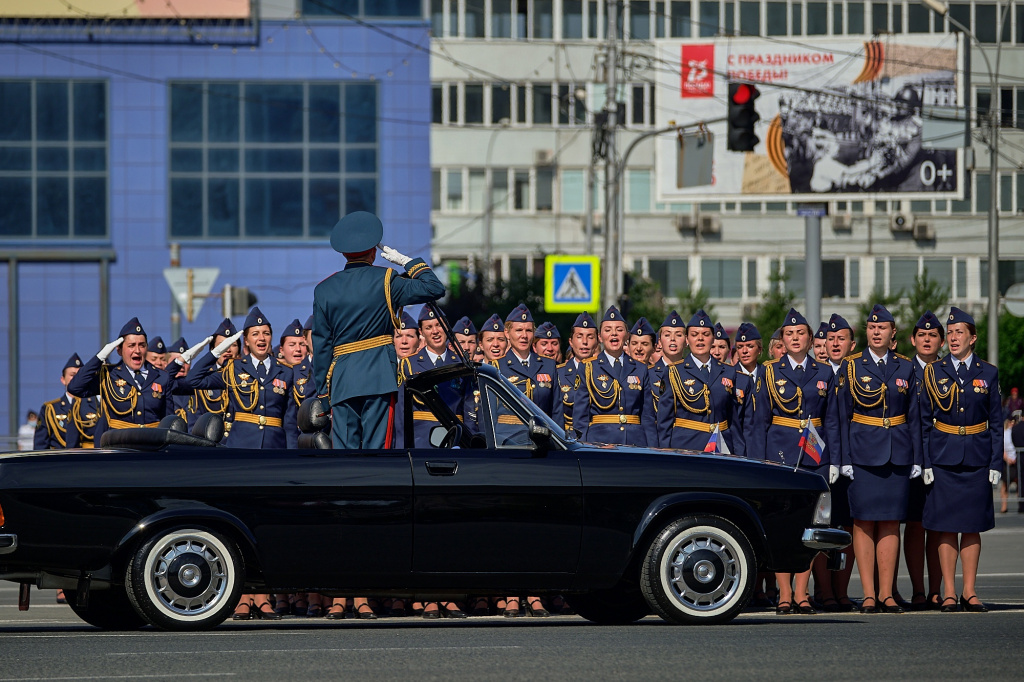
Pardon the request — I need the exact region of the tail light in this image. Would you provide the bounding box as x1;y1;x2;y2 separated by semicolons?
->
0;500;5;527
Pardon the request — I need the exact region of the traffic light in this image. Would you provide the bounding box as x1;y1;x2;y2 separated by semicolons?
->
222;284;258;317
727;82;760;152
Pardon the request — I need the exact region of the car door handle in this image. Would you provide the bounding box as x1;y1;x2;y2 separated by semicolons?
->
424;461;458;476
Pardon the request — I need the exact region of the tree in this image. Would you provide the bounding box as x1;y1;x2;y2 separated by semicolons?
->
974;308;1024;394
621;271;667;326
748;270;796;362
674;279;716;321
894;269;950;348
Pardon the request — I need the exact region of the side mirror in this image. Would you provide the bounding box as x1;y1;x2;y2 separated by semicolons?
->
527;418;551;448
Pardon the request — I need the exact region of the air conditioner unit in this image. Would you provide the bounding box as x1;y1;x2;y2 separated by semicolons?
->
674;214;697;232
890;212;914;231
832;214;853;231
699;214;721;234
912;220;934;241
534;149;555;166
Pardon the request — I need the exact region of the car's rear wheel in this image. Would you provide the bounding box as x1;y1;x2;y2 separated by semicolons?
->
569;584;651;625
641;515;754;625
65;587;147;630
125;527;243;631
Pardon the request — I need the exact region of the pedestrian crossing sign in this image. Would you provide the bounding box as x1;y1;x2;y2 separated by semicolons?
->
545;255;601;313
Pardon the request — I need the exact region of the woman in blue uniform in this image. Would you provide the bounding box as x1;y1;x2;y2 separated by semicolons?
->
921;307;1002;612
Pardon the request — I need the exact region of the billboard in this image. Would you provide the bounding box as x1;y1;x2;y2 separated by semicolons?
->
655;36;965;202
0;0;251;19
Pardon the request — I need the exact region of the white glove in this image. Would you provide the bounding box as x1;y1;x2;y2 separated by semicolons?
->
923;468;934;485
990;469;1002;485
97;337;124;362
179;336;213;364
828;465;839;484
381;245;412;267
212;330;244;358
840;465;854;480
910;465;922;480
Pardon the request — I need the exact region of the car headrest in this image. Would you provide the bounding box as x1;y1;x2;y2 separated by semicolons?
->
191;413;225;443
158;415;188;432
297;432;332;450
298;397;330;434
99;427;219;450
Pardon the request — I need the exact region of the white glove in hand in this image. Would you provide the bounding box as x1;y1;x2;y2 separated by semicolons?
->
923;468;934;485
828;465;839;485
97;337;124;362
990;469;1002;485
179;336;214;364
381;245;412;267
212;330;244;358
840;465;854;480
910;465;922;480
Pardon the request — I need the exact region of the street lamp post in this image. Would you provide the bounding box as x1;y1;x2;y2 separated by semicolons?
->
921;0;999;363
483;118;510;293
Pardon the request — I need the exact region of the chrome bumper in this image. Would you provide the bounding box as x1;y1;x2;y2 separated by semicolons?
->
0;534;16;554
802;527;851;551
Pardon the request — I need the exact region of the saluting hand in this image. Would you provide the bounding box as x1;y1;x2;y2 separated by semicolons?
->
381;245;412;267
179;336;214;364
212;330;244;358
922;468;934;485
97;337;124;362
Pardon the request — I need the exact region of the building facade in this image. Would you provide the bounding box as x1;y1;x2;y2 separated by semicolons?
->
0;1;432;437
429;0;1024;324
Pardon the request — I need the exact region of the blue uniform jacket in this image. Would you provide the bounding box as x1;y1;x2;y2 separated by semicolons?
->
836;351;922;467
186;353;298;450
571;353;656;447
285;357;316;439
312;258;445;405
752;356;839;468
556;360;580;435
654;356;749;456
67;355;182;444
396;348;470;447
920;356;1002;471
736;364;767;460
498;350;562;426
35;394;100;449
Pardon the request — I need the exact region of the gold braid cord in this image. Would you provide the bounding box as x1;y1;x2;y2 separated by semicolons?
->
667;365;711;415
924;363;958;413
221;360;259;412
71;399;98;444
764;362;802;415
847;360;885;410
42;401;67;448
583;360;621;411
384;268;403;330
99;365;138;419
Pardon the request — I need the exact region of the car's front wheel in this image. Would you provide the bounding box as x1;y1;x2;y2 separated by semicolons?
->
641;515;754;625
125;527;243;631
65;587;147;630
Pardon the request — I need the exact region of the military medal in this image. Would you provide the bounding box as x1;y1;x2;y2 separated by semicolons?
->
776;379;786;394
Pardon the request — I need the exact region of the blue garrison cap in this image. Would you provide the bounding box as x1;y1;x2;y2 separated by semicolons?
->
782;308;808;328
867;303;895;325
687;309;713;329
418;306;439;325
243;306;271;331
573;312;597;329
947;306;975;327
63;353;83;372
814;323;828;340
536;321;560;339
454;316;478;336
482;314;504;333
281;318;304;341
630;317;656;338
303;314;314;332
398;311;416;330
602;305;625;324
828;313;851;333
170;337;189;355
914;310;944;337
118;317;146;339
149;336;166;353
506;304;534;324
735;322;761;342
330;211;383;254
714;323;731;342
661;310;685;329
213;318;238;338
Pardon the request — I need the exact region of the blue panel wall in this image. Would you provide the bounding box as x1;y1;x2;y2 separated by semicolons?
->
0;20;432;437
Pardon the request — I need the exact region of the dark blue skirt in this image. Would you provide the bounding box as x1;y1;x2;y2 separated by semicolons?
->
905;476;927;523
923;464;995;534
849;463;910;521
830;473;854;527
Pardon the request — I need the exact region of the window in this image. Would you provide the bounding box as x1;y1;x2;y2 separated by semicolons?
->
766;2;787;35
534;0;554;38
671;1;692;36
536;167;554;211
922;259;953;294
432;85;443;123
807;2;827;34
699;1;719;36
430;0;444;34
533;84;553;124
564;0;584;37
822;259;845;298
739;1;759;35
303;0;422;18
465;83;484;123
468;168;486;212
493;0;513;37
446;169;463;210
492;167;510;212
492;83;512;123
431;169;441;210
557;83;587;125
956;260;967;297
649;259;690;297
832;2;842;34
948;3;970;34
466;1;485;37
889;258;917;295
871;2;888;32
981;260;1024;297
746;259;757;297
792;1;802;33
628;169;651;213
169;81;377;239
561;169;585;212
0;80;108;239
702;258;742;298
849;1;866;33
974;3;1007;44
630;1;651;39
513;169;530;210
784;258;805;296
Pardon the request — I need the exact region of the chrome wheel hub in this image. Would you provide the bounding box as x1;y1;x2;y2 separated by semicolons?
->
664;530;740;612
146;534;228;617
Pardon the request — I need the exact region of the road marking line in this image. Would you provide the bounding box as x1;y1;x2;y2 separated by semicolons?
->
107;646;522;656
0;675;235;681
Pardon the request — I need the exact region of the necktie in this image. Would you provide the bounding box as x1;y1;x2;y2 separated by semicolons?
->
613;358;620;370
522;359;529;369
433;355;441;367
877;359;885;369
700;364;710;379
956;362;968;382
256;362;267;382
795;364;804;374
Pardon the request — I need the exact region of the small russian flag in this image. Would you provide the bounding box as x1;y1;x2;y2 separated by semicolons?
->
797;420;826;467
704;424;732;455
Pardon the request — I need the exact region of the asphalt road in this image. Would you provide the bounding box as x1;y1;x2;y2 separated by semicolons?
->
2;513;1023;681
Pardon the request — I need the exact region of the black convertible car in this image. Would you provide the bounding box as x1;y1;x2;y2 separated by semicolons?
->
0;362;849;631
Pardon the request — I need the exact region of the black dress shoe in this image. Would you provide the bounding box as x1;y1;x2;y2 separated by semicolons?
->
837;598;858;612
909;592;929;612
525;599;550;617
775;601;792;615
879;597;905;614
860;597;877;614
256;604;282;620
960;595;988;613
440;603;467;619
422;605;441;619
325;606;346;620
939;596;959;613
232;602;254;620
926;592;942;611
795;600;817;615
355;604;378;619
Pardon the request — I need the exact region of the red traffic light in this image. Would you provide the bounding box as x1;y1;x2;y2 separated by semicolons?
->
731;83;754;105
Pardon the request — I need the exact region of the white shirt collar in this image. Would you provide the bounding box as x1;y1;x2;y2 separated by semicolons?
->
952;353;973;370
738;364;756;377
572;357;580;369
787;355;807;371
829;360;841;373
689;354;710;370
916;355;929;370
511;349;531;365
605;351;624;365
425;349;443;364
867;348;888;365
66;392;76;403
